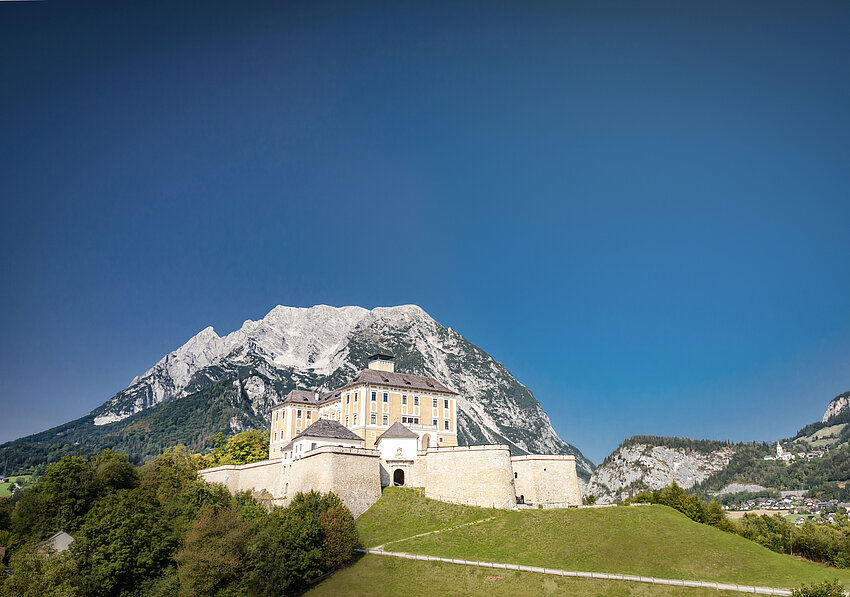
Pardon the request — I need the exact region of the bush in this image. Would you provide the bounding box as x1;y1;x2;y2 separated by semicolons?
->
791;580;845;597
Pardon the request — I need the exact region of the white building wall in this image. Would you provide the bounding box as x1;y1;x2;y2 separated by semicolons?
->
376;436;417;461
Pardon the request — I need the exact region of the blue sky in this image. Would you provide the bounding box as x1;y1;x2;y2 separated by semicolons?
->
1;2;849;463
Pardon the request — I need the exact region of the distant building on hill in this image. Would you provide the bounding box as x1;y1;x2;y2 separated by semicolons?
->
199;353;582;516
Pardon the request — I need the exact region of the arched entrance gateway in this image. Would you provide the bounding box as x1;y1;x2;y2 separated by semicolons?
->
421;434;430;450
393;469;405;486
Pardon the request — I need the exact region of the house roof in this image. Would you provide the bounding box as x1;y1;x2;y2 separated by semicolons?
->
292;418;362;442
340;369;457;395
281;389;319;405
40;531;74;554
376;421;418;442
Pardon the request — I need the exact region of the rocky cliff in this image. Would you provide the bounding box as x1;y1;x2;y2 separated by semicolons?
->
822;391;850;424
586;438;735;503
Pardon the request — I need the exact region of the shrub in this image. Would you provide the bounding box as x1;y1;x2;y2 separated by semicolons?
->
791;580;845;597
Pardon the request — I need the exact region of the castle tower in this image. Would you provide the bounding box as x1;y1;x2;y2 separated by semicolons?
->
367;352;395;373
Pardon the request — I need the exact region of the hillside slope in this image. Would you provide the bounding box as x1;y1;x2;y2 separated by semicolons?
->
1;305;592;477
311;488;850;594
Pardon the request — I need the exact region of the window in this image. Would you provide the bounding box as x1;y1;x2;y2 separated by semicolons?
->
311;442;317;450
382;414;388;425
371;392;376;401
370;413;376;424
296;427;301;434
432;419;437;427
444;399;449;409
402;395;407;405
346;395;350;404
444;420;450;430
353;392;358;402
274;432;277;441
345;416;349;425
307;411;312;419
382;392;388;403
297;409;302;418
439;437;444;443
433;398;437;408
514;472;518;479
414;396;419;406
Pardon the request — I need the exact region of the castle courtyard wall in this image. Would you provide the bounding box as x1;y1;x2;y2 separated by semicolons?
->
198;447;382;518
422;445;516;509
511;454;582;506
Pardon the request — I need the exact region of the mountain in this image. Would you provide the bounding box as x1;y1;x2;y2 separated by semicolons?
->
588;391;850;503
586;436;737;503
822;391;850;424
1;304;593;479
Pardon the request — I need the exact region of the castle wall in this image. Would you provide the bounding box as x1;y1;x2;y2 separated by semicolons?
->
288;447;382;517
198;447;382;518
511;454;582;506
198;459;282;495
422;445;516;509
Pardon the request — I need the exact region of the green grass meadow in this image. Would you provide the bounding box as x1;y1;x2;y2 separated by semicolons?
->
0;474;35;497
306;554;747;597
309;488;850;595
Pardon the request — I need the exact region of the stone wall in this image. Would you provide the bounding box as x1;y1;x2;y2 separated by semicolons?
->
198;446;382;518
422;445;516;509
511;455;582;506
198;459;282;495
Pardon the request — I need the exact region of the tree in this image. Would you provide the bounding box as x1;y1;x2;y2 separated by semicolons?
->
246;508;325;597
12;457;101;540
176;507;253;596
73;488;176;597
320;504;358;569
1;547;78;597
0;496;12;531
202;430;270;468
92;450;138;493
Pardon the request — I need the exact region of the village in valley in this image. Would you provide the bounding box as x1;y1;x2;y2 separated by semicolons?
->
722;442;846;526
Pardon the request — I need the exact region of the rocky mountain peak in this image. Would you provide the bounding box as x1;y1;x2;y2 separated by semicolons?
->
86;304;593;478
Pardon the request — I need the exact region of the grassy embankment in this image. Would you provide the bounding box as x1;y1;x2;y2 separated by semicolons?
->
307;488;850;597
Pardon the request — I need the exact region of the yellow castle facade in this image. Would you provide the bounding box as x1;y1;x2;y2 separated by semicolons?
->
269;353;458;455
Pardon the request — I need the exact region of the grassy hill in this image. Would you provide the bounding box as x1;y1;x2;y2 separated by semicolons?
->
308;488;850;596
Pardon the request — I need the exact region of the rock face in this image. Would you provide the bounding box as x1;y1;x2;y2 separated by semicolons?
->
714;483;767;495
587;442;734;503
88;304;593;478
822;392;850;424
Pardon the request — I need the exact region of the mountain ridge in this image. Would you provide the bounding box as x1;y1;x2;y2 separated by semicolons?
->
587;391;850;502
3;304;593;479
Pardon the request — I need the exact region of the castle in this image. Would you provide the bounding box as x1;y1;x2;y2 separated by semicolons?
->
199;354;582;517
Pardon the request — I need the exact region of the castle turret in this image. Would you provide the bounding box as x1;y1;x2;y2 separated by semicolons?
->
367;352;395;373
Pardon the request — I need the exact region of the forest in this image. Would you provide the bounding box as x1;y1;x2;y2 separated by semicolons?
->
0;431;358;596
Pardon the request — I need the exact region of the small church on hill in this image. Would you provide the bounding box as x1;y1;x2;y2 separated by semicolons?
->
199;353;582;517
